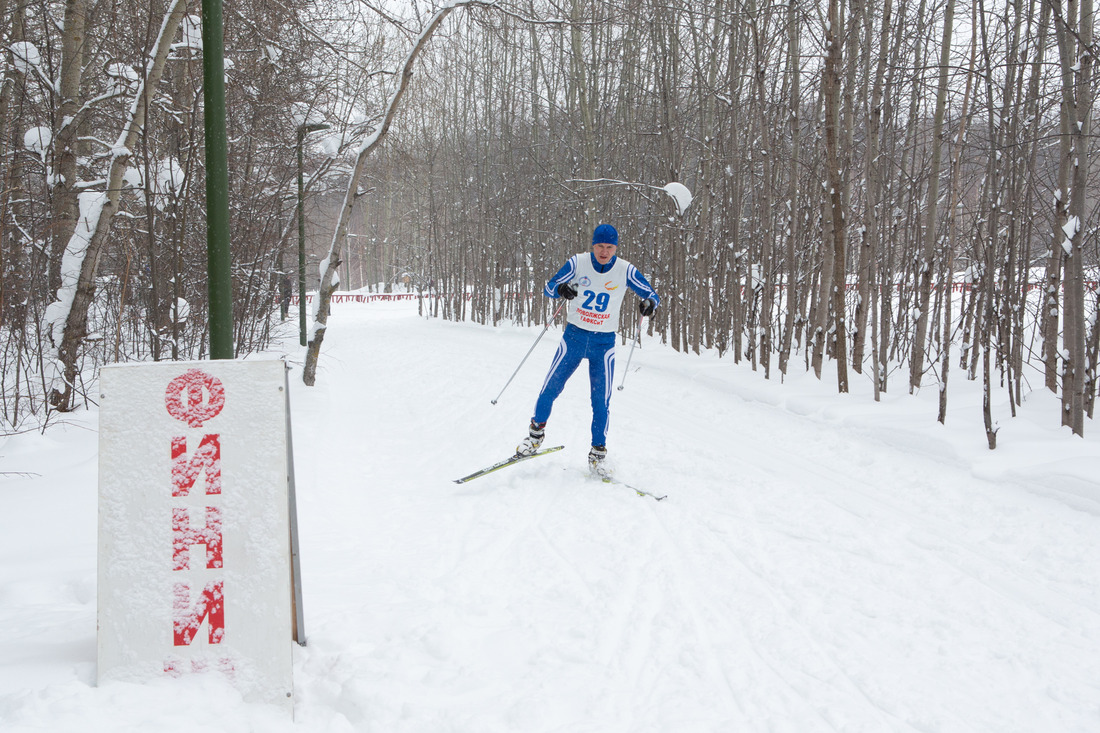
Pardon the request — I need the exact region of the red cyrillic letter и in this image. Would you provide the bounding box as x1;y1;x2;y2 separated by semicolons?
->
171;434;222;497
173;581;225;646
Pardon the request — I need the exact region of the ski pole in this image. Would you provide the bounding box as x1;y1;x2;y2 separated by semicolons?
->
491;300;567;405
617;313;645;391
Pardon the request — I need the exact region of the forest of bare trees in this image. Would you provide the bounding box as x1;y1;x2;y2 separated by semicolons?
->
2;0;1098;443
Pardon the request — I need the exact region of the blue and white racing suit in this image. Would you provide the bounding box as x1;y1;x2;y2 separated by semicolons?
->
532;252;659;447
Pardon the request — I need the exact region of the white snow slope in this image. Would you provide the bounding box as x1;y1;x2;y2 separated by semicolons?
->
3;297;1100;732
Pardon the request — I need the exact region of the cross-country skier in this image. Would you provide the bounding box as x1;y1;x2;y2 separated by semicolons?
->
516;223;660;477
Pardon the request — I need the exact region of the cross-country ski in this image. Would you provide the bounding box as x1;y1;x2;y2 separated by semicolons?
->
454;445;564;483
600;475;667;501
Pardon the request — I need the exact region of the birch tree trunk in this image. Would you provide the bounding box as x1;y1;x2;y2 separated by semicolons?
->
1044;2;1068;394
812;3;841;380
938;14;975;424
777;0;801;377
748;0;775;376
977;2;1007;448
1053;0;1092;435
996;0;1026;416
50;0;87;297
908;0;955;393
851;0;888;376
880;0;924;394
45;0;189;411
0;0;27;328
817;0;849;392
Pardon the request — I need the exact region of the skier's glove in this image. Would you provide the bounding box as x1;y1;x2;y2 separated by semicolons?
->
557;283;578;300
639;298;656;316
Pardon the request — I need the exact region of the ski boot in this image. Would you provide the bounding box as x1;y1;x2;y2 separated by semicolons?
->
588;445;610;479
516;420;546;456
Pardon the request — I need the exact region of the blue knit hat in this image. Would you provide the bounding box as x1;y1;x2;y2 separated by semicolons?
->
592;224;618;246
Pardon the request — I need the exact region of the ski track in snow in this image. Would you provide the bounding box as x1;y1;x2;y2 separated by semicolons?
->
631;355;1100;732
2;299;1100;732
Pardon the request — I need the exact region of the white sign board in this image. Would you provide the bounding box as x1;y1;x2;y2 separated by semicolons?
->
98;359;295;711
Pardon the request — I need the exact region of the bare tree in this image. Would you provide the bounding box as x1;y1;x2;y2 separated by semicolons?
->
908;0;956;394
814;0;849;392
778;0;803;378
938;9;976;424
304;1;482;385
1051;0;1093;435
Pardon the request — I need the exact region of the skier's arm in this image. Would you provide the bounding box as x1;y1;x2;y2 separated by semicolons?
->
626;264;660;309
543;256;579;298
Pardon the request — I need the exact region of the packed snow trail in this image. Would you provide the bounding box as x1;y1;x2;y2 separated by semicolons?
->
2;297;1100;732
284;300;1100;732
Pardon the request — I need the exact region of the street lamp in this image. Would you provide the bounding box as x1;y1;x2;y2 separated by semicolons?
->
297;122;330;346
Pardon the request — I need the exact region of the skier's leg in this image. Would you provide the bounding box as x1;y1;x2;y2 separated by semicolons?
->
532;331;583;424
587;338;615;447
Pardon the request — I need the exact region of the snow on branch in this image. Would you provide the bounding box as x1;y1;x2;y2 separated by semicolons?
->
44;0;189;403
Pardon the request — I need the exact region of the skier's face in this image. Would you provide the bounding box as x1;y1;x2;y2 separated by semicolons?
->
593;242;617;264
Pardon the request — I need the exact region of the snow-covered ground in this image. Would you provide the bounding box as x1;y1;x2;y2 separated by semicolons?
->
3;297;1100;732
